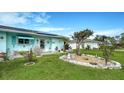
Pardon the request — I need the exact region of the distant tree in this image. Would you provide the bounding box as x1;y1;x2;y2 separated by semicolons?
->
121;32;124;38
107;36;117;49
61;37;70;51
94;35;108;44
120;32;124;47
64;43;69;50
72;29;93;56
61;37;70;42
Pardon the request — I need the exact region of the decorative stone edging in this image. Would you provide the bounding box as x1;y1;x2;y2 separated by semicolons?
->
24;62;35;66
59;54;122;69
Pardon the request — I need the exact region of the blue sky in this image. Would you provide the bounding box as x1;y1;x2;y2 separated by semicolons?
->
0;12;124;38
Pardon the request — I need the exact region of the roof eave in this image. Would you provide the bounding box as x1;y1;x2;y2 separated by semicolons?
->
0;28;65;39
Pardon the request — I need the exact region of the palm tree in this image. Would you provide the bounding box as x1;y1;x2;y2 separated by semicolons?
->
72;29;93;56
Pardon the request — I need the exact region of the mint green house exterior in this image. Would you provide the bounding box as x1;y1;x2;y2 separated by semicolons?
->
0;25;65;57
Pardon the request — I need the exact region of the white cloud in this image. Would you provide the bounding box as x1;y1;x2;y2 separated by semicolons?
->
33;13;51;24
37;27;71;32
0;13;27;25
89;28;124;39
0;12;51;26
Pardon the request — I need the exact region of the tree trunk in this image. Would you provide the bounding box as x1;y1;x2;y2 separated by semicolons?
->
76;43;81;56
104;48;108;66
105;58;108;66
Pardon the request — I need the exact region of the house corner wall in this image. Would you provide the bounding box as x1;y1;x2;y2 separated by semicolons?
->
0;31;6;53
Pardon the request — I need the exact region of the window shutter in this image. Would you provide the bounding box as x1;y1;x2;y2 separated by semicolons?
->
12;36;16;47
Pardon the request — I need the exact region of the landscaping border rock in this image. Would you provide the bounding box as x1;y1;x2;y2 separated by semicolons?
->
24;62;35;66
59;54;122;69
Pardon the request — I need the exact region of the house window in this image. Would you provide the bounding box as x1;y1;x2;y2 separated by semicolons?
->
18;39;24;44
18;39;30;44
25;39;29;44
40;40;45;49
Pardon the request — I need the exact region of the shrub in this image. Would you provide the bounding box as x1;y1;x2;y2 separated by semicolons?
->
18;51;29;56
3;53;9;61
64;43;69;50
0;52;9;61
19;49;37;62
86;45;91;50
27;49;37;62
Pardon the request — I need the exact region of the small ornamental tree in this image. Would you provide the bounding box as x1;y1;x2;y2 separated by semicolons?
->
100;45;114;65
21;49;37;63
28;49;33;62
95;35;115;65
72;29;93;56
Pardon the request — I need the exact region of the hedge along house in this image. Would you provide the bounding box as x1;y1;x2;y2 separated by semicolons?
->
0;25;65;58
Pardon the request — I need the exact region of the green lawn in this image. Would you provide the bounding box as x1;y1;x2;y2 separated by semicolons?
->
0;50;124;80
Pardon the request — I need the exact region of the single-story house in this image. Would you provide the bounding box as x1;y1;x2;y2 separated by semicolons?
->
69;40;82;49
0;25;65;58
69;39;102;49
82;39;102;49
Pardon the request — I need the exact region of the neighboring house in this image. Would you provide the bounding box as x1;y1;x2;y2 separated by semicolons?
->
82;39;101;49
69;39;101;49
69;40;81;49
0;25;65;57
